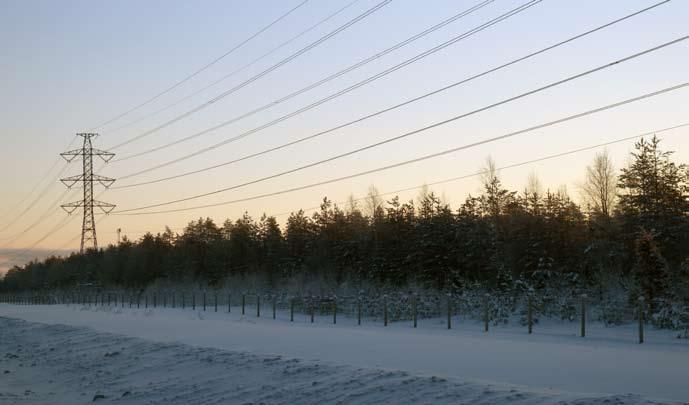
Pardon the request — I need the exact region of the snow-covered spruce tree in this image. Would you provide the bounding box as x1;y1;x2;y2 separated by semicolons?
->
632;229;669;310
675;259;689;304
618;136;689;276
669;259;689;337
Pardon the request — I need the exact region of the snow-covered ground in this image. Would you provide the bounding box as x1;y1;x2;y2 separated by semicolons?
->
1;304;688;404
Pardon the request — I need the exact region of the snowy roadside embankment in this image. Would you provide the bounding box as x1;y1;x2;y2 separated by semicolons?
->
1;305;688;404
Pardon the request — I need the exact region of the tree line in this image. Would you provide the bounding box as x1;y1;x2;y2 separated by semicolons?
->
2;136;688;314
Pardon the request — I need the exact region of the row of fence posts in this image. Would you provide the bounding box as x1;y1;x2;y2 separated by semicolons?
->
0;292;649;344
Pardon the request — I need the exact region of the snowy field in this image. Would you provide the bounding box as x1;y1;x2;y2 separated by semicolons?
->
1;304;688;404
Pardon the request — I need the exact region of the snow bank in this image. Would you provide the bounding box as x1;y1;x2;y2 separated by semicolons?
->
1;304;688;403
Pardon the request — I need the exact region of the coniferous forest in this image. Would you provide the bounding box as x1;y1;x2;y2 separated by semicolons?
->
3;136;689;328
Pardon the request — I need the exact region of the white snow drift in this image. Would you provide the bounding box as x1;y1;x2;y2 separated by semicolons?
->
1;304;688;404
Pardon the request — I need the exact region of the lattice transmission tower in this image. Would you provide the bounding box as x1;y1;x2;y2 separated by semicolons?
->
60;133;116;253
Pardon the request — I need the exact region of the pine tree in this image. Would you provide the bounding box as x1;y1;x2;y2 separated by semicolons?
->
617;136;689;265
632;229;669;306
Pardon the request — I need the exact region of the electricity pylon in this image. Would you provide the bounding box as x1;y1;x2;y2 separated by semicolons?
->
60;133;116;253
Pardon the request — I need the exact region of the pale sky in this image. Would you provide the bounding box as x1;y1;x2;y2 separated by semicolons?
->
1;0;688;273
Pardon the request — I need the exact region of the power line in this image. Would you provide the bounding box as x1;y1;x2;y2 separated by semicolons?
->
107;0;393;151
0;202;111;269
43;233;81;259
269;122;689;217
0;164;69;234
117;121;688;227
1;189;77;247
0;161;63;224
89;0;311;131
3;190;75;246
0;135;79;233
112;0;498;161
113;81;689;215
102;226;185;235
15;121;686;261
112;0;540;169
112;11;679;188
102;0;363;136
1;169;83;245
2;3;680;261
42;215;108;259
100;226;186;242
0;158;106;243
0;214;77;268
111;38;689;199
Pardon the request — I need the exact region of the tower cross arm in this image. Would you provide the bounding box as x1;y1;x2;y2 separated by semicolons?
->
60;174;85;188
60;200;84;214
91;148;115;162
93;200;116;214
60;148;84;162
91;175;116;188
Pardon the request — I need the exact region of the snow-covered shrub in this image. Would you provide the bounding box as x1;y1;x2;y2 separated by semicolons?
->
650;299;689;333
555;296;577;322
489;293;517;325
597;297;628;326
678;306;689;339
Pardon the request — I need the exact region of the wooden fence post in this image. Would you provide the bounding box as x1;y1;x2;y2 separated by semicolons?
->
638;296;645;344
192;293;196;310
203;292;206;311
272;295;277;319
580;294;587;338
412;293;418;328
310;298;314;323
228;293;231;313
290;297;294;322
384;294;388;327
447;293;452;330
527;294;533;334
214;294;218;312
242;294;246;315
257;295;261;318
333;295;337;325
483;293;489;332
357;296;362;326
